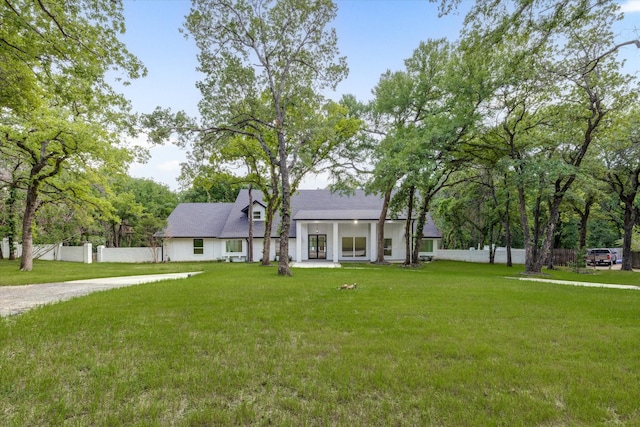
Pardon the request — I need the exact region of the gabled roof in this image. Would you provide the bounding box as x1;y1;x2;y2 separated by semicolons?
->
240;200;267;214
219;189;389;238
163;189;442;239
160;203;233;238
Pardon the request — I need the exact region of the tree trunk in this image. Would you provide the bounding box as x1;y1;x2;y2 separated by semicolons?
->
547;234;555;270
517;179;538;273
19;185;39;271
375;187;392;264
261;172;280;266
278;136;292;276
577;195;594;249
488;223;496;264
621;198;637;271
248;184;254;263
403;186;415;266
533;196;563;274
620;166;639;271
262;197;276;265
411;194;430;266
503;186;513;267
6;184;18;260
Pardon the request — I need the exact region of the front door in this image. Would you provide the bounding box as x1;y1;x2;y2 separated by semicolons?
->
308;234;327;260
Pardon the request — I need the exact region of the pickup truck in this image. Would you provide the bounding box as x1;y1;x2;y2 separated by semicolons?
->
586;248;617;266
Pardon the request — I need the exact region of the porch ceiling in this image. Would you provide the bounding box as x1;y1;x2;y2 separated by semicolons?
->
294;209;389;221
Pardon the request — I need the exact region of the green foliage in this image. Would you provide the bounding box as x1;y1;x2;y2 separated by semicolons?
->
572;246;588;272
180;0;352;275
179;173;243;203
450;0;639;273
102;177;178;248
0;0;146;270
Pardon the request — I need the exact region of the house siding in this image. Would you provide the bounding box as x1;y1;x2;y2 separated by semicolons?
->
164;238;222;262
161;189;442;264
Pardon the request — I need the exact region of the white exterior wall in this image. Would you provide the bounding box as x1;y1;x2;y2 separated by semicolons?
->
435;248;525;264
164;238;222;262
252;239;268;262
252;205;266;221
164;237;296;263
97;246;161;263
383;223;407;261
249;237;296;262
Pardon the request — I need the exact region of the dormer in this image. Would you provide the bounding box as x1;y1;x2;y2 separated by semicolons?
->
241;200;267;222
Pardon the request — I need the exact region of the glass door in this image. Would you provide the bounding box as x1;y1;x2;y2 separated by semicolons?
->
308;234;327;259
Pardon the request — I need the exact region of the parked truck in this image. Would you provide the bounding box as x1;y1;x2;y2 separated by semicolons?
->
586;248;617;266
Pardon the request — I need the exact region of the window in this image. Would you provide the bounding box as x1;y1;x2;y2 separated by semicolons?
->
420;239;434;253
193;239;204;255
226;240;243;253
342;236;366;257
252;209;262;220
384;238;392;256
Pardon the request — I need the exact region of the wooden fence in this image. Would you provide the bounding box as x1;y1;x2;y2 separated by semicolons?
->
549;248;578;267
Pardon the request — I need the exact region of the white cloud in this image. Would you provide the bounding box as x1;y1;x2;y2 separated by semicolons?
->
128;144;185;190
620;0;640;13
157;160;182;173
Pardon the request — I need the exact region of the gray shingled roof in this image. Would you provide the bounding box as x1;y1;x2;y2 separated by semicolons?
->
163;189;442;239
160;203;233;238
294;209;383;221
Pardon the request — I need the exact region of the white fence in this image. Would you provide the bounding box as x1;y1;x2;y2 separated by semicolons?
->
1;239;157;263
1;239;92;263
96;246;160;263
435;248;526;264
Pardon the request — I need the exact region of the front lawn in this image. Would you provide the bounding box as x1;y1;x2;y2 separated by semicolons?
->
0;259;207;286
1;261;639;425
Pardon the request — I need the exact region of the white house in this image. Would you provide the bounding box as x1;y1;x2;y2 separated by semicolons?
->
159;189;441;263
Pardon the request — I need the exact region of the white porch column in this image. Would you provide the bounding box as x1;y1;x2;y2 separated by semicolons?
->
296;220;302;262
332;222;339;263
370;222;377;262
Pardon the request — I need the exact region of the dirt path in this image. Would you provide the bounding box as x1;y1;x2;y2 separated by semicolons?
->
0;272;201;317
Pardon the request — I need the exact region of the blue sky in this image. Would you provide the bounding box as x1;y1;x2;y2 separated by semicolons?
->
122;0;640;191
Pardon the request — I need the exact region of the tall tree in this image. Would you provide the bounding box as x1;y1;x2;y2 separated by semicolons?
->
597;109;640;271
366;39;482;266
0;0;145;271
463;0;638;274
183;0;349;276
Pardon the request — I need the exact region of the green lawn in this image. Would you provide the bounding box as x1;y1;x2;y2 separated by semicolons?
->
1;261;639;425
0;259;207;286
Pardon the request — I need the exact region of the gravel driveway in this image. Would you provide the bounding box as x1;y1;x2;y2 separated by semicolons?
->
0;272;201;317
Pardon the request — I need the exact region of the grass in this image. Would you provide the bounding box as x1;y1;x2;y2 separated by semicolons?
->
0;259;206;286
1;260;639;425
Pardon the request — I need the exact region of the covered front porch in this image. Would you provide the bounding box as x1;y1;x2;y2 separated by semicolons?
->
293;216;407;263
